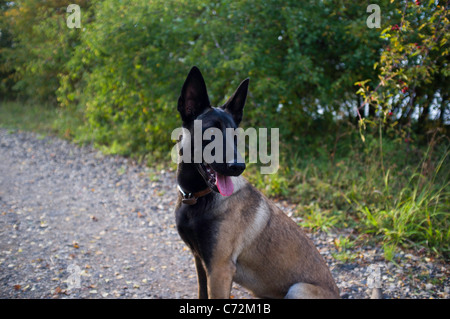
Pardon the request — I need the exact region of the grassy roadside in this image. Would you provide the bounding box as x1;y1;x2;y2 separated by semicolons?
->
0;100;61;135
1;100;449;261
0;100;85;141
245;130;449;260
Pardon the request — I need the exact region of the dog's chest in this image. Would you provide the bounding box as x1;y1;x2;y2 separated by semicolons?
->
175;205;220;266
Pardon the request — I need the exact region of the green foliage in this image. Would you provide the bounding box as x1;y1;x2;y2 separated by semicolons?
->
332;236;358;262
356;0;449;131
58;0;194;157
246;122;450;257
1;0;449;257
1;0;91;101
0;100;59;133
2;0;395;157
0;100;84;139
355;147;450;256
0;1;15;97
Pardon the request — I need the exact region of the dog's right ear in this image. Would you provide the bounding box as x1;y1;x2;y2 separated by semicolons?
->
178;66;211;123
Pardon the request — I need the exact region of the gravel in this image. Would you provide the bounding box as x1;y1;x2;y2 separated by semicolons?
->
0;129;448;299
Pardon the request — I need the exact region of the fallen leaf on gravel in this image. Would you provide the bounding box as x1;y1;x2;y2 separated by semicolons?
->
14;285;21;291
54;287;66;295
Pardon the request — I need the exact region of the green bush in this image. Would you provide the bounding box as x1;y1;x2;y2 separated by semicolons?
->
1;0;449;257
54;0;392;158
1;0;91;101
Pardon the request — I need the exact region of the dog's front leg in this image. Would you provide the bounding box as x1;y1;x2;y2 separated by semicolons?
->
207;260;236;299
194;255;208;299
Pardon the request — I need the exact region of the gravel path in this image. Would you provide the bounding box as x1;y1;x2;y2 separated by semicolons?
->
0;129;448;299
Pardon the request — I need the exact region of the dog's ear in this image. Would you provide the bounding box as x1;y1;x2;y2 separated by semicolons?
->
178;66;211;123
221;78;249;126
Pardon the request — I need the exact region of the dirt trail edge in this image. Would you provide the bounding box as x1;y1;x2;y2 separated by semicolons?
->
0;129;448;299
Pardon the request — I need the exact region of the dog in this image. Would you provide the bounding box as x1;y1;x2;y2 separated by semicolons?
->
174;66;340;299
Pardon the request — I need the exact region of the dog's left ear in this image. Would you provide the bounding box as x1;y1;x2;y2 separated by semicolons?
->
221;78;249;126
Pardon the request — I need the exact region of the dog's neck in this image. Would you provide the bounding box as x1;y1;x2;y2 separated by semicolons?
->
177;162;209;194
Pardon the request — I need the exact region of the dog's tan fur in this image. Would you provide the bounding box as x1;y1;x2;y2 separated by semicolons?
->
176;176;340;299
175;66;339;299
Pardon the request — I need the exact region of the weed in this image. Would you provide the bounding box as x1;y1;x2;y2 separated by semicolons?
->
332;236;358;262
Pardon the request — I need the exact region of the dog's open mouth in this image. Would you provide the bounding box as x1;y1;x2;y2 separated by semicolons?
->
200;163;234;196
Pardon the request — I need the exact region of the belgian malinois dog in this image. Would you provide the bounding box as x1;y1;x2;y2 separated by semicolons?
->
174;66;340;299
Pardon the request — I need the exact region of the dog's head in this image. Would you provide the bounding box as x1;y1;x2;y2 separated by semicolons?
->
177;66;249;196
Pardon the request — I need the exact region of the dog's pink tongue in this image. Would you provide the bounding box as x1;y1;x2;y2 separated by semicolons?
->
215;173;234;196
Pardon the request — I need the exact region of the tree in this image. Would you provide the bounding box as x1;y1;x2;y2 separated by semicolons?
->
0;0;15;98
356;0;449;135
2;0;90;101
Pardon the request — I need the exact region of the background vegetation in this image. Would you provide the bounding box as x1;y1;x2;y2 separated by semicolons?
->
0;0;448;259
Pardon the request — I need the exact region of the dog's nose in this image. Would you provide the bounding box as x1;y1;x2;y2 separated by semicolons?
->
227;162;246;176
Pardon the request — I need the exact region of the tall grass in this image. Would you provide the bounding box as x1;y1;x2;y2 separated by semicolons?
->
2;101;449;258
356;148;449;257
0;100;84;141
0;100;60;134
246;124;450;259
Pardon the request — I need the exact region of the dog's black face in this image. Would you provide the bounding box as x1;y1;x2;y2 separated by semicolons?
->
178;67;249;196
